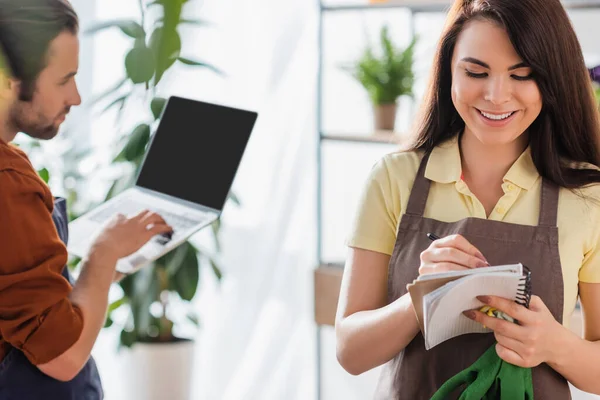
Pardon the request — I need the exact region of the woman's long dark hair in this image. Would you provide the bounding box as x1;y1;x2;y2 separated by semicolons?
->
408;0;600;189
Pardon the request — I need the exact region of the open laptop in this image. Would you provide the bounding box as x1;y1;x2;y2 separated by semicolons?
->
67;96;258;274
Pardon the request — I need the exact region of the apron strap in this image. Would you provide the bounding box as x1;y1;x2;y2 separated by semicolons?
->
405;151;560;227
405;152;432;217
538;178;559;227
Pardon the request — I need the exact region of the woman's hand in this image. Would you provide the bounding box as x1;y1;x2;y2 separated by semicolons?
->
463;295;567;368
419;234;489;276
89;210;173;261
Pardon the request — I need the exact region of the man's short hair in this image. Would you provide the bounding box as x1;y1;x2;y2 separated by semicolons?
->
0;0;79;101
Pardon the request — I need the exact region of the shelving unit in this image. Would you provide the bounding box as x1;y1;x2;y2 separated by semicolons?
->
313;1;600;399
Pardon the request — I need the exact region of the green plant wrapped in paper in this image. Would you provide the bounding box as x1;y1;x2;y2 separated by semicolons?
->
431;306;533;400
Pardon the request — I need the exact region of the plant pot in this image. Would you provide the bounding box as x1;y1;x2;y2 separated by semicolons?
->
122;338;195;400
373;103;397;131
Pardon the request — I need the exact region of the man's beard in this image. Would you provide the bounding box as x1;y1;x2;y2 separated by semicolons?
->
9;103;61;141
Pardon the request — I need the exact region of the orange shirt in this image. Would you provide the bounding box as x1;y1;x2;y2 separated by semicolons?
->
0;140;83;365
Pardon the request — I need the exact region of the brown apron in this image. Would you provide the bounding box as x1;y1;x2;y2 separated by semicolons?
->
374;153;571;400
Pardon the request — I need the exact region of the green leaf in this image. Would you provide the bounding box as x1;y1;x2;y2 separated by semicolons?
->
104;316;114;328
125;46;156;84
115;123;151;162
130;264;159;337
85;20;145;39
108;297;127;313
119;328;137;348
171;243;199;301
151;97;167;119
209;259;223;281
37;168;50;183
118;273;136;298
177;57;223;75
149;27;181;85
160;1;185;29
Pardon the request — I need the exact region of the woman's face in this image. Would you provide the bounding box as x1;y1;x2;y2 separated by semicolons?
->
451;19;542;147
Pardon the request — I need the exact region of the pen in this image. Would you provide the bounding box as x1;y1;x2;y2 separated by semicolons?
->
426;233;440;241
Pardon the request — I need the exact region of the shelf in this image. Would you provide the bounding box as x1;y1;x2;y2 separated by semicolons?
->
321;0;600;12
321;131;405;145
321;0;450;12
314;264;344;326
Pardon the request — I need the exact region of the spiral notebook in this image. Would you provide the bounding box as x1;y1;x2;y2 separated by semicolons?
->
407;263;532;350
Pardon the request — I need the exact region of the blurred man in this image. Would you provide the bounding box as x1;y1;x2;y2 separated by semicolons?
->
0;1;172;398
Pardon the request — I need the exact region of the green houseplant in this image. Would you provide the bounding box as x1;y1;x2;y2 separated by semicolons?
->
85;1;229;399
340;25;416;132
86;0;227;349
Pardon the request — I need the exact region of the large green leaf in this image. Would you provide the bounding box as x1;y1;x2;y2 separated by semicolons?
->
171;243;199;301
151;97;167;120
149;27;182;85
85;20;145;39
114;123;151;162
160;0;185;29
125;46;156;84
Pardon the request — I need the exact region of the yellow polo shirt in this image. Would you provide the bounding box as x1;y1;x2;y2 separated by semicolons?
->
347;136;600;325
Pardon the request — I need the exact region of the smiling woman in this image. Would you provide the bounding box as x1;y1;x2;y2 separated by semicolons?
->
337;0;600;399
451;22;542;148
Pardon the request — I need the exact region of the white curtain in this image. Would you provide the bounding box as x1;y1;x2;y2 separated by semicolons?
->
88;0;320;397
186;1;320;398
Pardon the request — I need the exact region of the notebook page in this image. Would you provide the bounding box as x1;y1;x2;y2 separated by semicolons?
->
416;263;522;282
423;272;522;350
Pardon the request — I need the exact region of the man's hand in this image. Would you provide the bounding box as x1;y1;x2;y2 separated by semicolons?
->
88;210;173;261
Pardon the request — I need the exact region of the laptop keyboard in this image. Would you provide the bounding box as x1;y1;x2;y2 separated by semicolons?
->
89;198;209;235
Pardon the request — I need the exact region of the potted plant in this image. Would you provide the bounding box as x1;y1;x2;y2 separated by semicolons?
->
340;25;416;132
84;1;227;399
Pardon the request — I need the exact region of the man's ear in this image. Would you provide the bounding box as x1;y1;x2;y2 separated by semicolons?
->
0;72;12;99
7;78;19;97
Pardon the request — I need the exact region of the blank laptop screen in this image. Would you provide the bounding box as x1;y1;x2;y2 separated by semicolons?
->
136;97;257;211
